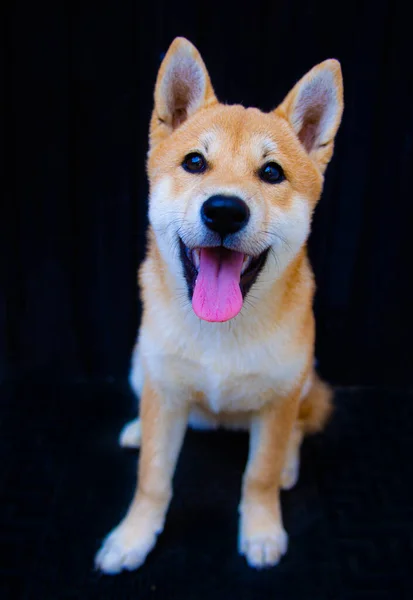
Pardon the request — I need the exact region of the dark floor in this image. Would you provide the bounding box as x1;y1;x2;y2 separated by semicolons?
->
1;380;412;600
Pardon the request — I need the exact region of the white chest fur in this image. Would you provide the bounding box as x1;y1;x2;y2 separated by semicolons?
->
134;309;308;414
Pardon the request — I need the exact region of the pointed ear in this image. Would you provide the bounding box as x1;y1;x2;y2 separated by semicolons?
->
275;60;344;172
149;37;217;148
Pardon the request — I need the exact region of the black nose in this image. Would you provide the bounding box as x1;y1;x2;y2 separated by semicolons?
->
201;195;250;236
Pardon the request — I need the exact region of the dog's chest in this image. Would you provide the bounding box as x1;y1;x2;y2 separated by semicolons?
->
197;365;275;413
144;327;304;413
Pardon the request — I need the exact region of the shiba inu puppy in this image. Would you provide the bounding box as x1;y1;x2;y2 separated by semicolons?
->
95;37;343;574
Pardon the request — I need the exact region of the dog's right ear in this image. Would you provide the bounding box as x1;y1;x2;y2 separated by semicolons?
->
274;60;344;173
149;37;217;149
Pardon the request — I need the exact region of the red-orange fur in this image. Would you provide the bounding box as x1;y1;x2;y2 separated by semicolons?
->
95;37;343;574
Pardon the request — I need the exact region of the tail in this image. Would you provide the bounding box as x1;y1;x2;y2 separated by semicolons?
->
298;372;334;435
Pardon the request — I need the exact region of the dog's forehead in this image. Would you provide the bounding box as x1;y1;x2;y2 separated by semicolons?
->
193;106;285;159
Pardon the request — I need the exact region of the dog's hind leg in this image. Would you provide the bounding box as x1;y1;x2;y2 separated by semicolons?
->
119;339;144;448
280;372;333;490
298;372;333;435
280;422;303;490
119;418;141;448
129;338;144;398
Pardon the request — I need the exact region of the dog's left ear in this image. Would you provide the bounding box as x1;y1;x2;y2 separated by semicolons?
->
275;60;344;172
149;37;217;149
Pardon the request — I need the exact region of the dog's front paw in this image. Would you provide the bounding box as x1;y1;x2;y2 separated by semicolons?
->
95;502;164;574
239;506;288;569
95;521;157;574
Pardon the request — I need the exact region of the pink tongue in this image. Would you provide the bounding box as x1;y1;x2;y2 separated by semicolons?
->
192;248;244;322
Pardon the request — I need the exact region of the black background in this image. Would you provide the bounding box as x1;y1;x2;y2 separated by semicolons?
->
3;1;413;385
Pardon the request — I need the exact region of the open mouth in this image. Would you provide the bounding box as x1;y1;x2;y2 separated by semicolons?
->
179;238;269;322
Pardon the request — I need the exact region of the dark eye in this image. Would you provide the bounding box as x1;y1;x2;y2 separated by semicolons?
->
182;152;207;174
259;162;285;184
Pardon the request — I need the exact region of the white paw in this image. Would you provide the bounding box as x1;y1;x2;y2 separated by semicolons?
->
119;418;141;448
239;524;288;569
280;454;300;490
95;518;158;574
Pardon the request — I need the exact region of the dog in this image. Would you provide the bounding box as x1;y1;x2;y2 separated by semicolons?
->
95;37;343;574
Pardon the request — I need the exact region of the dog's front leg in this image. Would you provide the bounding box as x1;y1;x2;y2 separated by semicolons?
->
95;380;188;574
239;390;300;569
